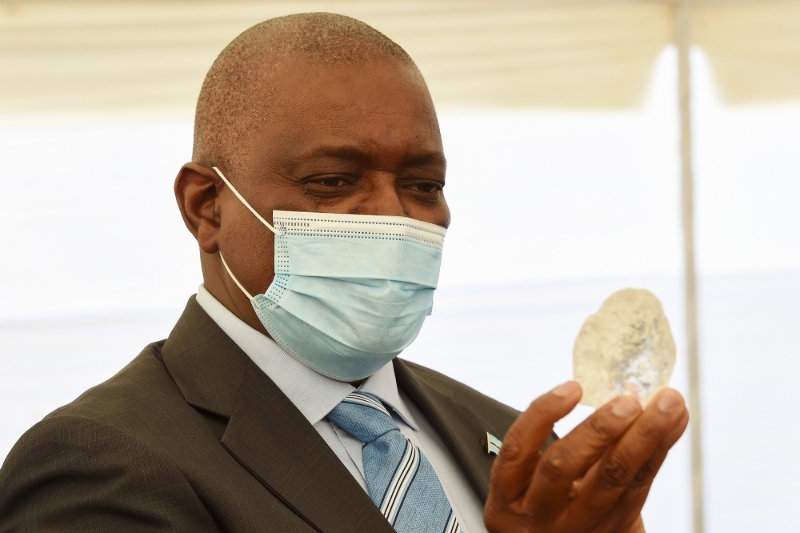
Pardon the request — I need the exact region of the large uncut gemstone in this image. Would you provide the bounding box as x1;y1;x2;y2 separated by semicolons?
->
573;289;676;408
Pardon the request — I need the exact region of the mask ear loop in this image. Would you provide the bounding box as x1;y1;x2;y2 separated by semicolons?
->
212;166;279;235
212;166;280;302
219;253;254;301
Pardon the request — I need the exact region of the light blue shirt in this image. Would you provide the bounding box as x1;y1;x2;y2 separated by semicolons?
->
196;285;488;533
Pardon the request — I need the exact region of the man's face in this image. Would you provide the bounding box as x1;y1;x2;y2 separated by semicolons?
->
210;55;449;304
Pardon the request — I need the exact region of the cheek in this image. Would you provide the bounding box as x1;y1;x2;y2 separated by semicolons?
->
222;211;276;294
439;195;452;228
403;197;451;229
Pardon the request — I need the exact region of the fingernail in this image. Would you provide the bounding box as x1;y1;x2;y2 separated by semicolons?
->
657;390;682;413
552;381;580;398
611;396;640;418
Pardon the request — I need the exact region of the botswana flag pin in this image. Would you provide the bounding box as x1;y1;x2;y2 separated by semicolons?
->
486;432;502;455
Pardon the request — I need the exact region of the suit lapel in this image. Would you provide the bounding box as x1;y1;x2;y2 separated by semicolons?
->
221;358;394;533
162;297;393;533
395;357;563;505
393;359;513;503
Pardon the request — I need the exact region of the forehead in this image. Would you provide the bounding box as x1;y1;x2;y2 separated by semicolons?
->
249;55;441;151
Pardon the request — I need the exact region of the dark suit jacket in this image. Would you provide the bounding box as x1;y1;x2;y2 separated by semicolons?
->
0;296;541;532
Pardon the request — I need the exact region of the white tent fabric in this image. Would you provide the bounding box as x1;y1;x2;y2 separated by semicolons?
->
2;0;799;117
694;0;800;103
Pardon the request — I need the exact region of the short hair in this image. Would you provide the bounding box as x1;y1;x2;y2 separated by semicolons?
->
193;12;419;177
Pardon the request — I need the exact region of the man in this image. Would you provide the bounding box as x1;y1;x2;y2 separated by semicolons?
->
0;13;688;533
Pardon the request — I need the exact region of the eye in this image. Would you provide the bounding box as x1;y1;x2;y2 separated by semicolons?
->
318;177;348;187
412;182;442;194
302;174;358;198
404;179;443;196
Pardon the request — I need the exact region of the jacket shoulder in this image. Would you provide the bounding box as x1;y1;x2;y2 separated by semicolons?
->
48;341;176;423
0;342;223;531
0;411;217;532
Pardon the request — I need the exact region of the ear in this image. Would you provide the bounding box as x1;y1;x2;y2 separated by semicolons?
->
174;162;221;254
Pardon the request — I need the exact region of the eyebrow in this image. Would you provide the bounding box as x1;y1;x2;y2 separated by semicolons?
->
298;145;446;168
404;151;447;169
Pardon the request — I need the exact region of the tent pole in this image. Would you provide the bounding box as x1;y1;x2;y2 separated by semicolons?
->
676;4;705;533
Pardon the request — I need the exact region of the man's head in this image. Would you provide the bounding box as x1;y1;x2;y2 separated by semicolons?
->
175;13;449;334
192;12;421;178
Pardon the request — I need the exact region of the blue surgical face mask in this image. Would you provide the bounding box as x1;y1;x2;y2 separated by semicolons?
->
212;167;446;382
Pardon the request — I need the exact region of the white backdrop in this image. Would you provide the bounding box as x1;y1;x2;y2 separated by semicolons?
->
2;48;799;532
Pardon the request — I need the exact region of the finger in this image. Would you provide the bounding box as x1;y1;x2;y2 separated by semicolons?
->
604;408;690;528
522;394;642;520
488;381;582;507
570;388;687;523
629;408;689;490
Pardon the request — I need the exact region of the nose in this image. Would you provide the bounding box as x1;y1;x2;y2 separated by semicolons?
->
356;173;407;217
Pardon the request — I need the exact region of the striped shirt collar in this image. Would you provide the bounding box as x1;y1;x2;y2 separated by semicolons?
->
195;285;418;431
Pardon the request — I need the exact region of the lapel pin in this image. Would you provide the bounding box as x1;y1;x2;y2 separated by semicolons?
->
486;432;502;455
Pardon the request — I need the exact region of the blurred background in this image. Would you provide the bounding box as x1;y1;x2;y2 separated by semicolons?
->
2;1;799;532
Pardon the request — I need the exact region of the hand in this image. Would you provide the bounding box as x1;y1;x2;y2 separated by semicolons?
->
484;382;689;533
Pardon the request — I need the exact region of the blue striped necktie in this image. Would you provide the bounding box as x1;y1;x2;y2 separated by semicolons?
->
327;391;462;533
